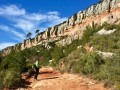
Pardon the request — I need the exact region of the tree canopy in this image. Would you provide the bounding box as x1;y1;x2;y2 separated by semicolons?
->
26;32;32;39
35;29;40;35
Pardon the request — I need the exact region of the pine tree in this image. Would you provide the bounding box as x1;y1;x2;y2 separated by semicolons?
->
26;32;32;39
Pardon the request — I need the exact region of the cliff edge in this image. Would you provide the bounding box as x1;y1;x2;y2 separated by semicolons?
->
2;0;120;56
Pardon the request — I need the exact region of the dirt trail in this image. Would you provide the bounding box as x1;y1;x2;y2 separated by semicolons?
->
21;67;110;90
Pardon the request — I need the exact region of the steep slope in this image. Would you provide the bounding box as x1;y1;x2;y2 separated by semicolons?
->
2;0;120;56
1;0;120;89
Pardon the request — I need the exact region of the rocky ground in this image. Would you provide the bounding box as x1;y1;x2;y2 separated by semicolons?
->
19;67;110;90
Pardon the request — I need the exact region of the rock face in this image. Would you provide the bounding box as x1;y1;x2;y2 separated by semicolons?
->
97;29;116;35
2;0;120;56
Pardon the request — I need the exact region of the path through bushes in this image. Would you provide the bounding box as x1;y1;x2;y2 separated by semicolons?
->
20;67;110;90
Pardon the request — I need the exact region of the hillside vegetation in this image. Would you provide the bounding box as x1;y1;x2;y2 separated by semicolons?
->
0;23;120;89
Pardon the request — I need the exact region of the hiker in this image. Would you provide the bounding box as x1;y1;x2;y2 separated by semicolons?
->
33;60;40;81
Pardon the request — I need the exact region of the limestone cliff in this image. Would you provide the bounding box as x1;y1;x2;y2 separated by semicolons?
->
2;0;120;56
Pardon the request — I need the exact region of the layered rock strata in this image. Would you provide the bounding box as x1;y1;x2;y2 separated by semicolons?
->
2;0;120;56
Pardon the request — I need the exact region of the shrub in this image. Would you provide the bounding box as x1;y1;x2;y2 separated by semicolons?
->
63;51;104;75
81;25;99;45
51;46;65;66
96;56;120;85
63;40;81;56
116;83;120;90
3;69;22;88
0;70;5;90
102;22;115;30
91;24;120;53
77;52;104;75
0;54;2;64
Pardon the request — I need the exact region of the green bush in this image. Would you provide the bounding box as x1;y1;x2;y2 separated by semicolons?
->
80;25;99;45
0;23;119;89
97;56;120;82
61;25;101;57
63;40;81;56
91;24;120;53
60;50;104;75
102;22;116;30
0;54;2;64
51;46;65;66
72;52;104;74
0;70;5;90
116;83;120;90
38;48;52;65
3;69;22;88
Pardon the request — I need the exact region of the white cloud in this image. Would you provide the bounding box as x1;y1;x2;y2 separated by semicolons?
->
48;17;67;26
0;42;16;50
0;4;68;33
24;13;47;21
0;25;25;40
14;19;35;32
0;5;26;16
47;11;60;15
0;25;9;31
0;4;68;49
11;30;25;40
12;11;67;36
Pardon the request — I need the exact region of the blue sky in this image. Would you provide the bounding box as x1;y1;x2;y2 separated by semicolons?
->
0;0;99;50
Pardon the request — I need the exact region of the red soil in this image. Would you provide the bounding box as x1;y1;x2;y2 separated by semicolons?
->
20;67;110;90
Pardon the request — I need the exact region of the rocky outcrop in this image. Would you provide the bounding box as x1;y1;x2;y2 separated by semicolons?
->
96;51;114;59
2;0;120;56
2;43;21;56
97;29;116;35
